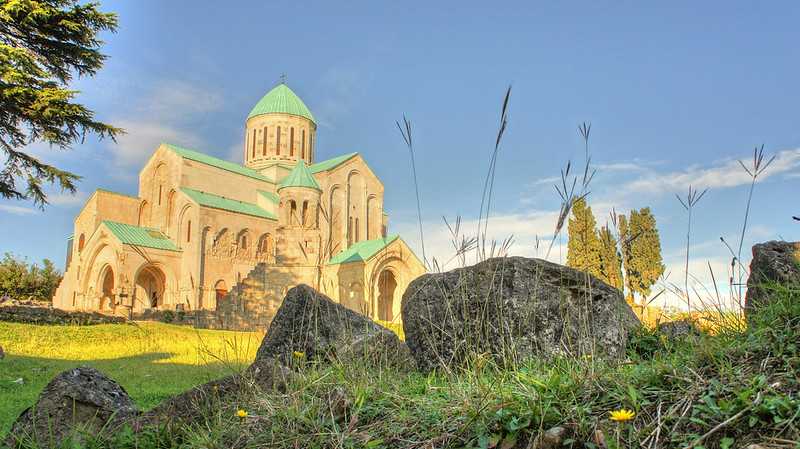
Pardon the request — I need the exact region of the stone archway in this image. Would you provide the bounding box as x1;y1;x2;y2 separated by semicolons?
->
214;279;228;304
135;265;166;310
377;269;397;321
98;266;114;311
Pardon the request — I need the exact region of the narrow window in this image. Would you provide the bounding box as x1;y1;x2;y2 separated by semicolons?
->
309;133;314;161
355;218;360;242
262;126;268;155
158;185;162;205
290;200;297;225
302;200;308;227
276;126;281;155
301;129;306;159
252;129;256;158
186;220;191;242
290;127;295;156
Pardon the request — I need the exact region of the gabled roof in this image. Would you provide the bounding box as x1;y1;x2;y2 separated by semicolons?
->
277;160;321;191
102;221;180;252
163;143;273;183
181;187;277;220
328;235;400;265
309;152;358;174
248;83;316;123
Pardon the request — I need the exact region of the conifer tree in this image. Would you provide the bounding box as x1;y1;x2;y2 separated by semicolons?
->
597;224;624;290
623;208;665;303
566;197;602;278
0;0;120;206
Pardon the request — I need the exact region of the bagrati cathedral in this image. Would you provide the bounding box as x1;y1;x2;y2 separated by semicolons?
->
52;82;426;329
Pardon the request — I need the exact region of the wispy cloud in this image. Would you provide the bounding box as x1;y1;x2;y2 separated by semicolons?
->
108;81;222;169
47;190;89;207
0;204;38;216
622;148;800;195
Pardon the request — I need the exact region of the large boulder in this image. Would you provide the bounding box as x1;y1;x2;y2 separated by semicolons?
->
745;241;800;318
5;367;138;447
255;285;410;368
138;357;292;428
402;256;640;372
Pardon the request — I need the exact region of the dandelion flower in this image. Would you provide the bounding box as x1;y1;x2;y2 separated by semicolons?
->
237;409;248;418
610;408;635;422
293;351;305;359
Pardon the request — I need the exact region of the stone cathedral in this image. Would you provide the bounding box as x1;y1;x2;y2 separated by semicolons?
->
52;83;426;330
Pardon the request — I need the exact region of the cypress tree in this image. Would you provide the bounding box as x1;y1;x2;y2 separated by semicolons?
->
566;198;602;278
597;225;624;290
625;208;665;302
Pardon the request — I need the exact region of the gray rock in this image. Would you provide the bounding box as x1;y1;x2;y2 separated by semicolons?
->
657;318;702;341
5;367;138;447
255;285;408;367
401;256;640;372
745;241;800;318
139;357;291;428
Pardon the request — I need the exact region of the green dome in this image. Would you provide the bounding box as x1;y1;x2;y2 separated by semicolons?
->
248;83;316;123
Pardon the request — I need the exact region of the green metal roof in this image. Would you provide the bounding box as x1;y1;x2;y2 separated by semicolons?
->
277;160;321;191
248;83;316;123
328;235;399;265
181;187;276;220
257;190;279;204
102;221;180;252
164;143;273;183
309;152;358;174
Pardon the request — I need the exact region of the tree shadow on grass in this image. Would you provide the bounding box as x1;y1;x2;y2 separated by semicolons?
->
0;352;245;434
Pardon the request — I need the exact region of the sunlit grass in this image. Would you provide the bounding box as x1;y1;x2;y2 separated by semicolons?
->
0;321;261;433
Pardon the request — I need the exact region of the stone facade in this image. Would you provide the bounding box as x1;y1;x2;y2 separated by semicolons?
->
52;83;426;329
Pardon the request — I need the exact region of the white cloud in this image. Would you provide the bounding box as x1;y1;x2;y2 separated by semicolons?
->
622;148;800;195
47;190;89;207
108;81;222;168
0;204;38;216
111;119;202;168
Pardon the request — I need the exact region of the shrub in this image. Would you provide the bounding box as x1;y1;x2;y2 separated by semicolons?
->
0;253;62;302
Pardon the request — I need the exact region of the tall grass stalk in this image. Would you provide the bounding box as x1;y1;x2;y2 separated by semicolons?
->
676;185;707;312
734;144;774;301
396;115;428;269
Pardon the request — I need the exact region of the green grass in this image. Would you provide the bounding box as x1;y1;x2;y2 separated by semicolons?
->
6;285;800;448
0;321;262;434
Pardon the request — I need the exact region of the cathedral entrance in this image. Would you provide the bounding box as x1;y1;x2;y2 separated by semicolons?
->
135;265;166;309
99;267;114;311
377;270;397;321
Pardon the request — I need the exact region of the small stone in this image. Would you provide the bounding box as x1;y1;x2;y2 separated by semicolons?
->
327;386;350;422
593;429;606;448
534;426;567;449
12;378;23;385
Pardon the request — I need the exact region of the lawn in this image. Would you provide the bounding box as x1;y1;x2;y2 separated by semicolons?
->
0;321;262;433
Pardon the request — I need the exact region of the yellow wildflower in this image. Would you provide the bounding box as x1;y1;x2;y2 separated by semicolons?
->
293;351;305;359
609;408;635;422
236;409;248;418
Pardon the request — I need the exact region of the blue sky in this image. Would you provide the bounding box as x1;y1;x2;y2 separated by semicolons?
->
2;1;798;308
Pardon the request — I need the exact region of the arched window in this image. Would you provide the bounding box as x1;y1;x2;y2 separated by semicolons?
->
290;127;295;156
276;126;281;155
301;129;306;159
186;220;191;242
355;217;360;242
78;234;86;252
158;185;162;205
251;129;256;158
240;234;247;249
301;200;309;227
290;200;297;226
309;133;314;161
262;126;268;155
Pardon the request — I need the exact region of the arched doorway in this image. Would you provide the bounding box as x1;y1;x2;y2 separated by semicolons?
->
135;265;166;309
99;267;114;311
214;280;228;303
377;270;397;321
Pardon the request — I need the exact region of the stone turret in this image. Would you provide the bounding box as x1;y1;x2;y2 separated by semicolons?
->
244;83;317;170
276;160;322;265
